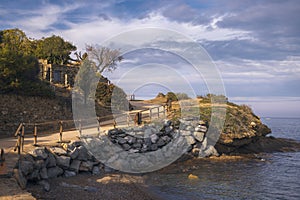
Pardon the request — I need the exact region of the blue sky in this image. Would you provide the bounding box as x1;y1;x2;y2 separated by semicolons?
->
1;0;300;117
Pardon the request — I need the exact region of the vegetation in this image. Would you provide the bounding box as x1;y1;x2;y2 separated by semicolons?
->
35;35;76;65
0;29;55;96
74;45;123;105
85;45;123;74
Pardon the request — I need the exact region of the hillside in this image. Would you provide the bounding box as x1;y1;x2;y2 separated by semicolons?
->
144;93;300;154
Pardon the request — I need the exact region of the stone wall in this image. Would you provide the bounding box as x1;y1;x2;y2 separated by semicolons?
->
0;95;73;137
14;141;107;190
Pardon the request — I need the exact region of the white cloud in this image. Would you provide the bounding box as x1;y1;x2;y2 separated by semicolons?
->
215;57;300;84
15;9;252;51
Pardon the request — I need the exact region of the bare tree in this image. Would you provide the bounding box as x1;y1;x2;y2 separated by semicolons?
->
86;45;123;74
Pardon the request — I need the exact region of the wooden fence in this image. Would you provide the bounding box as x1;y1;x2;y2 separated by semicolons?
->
13;105;167;155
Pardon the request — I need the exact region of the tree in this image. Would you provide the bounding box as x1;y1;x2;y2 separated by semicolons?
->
0;28;35;55
176;92;190;100
166;92;178;101
86;45;123;74
75;46;123;105
0;29;39;93
35;35;76;65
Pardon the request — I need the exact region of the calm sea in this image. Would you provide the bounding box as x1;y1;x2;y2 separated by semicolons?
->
146;118;300;200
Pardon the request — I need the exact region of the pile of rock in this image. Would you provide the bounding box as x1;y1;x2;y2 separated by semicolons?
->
107;118;219;158
14;141;106;190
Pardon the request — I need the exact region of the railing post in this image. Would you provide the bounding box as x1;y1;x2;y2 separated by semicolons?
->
149;108;152;121
59;121;63;142
0;148;4;162
21;123;25;152
17;128;21;155
163;105;166;118
97;117;101;135
79;119;82;135
113;119;116;128
127;113;130;127
33;123;38;146
157;107;159;118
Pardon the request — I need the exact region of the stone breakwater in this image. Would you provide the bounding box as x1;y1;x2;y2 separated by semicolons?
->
81;118;219;173
107;118;218;157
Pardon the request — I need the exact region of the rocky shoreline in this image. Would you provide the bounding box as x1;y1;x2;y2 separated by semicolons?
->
13;117;300;193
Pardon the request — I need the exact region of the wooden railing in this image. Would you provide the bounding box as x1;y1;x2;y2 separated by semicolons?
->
12;105;168;155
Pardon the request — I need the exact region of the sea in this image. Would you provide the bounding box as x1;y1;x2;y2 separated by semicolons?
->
146;118;300;200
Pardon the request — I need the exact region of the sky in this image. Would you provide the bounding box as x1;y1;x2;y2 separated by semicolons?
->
1;0;300;117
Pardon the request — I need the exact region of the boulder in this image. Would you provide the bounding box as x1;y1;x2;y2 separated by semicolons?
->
34;160;45;170
117;137;127;145
193;132;205;142
69;147;80;159
49;147;67;156
55;155;70;169
69;160;81;173
132;143;142;149
30;147;48;160
150;134;159;143
77;146;89;161
28;169;40;181
92;166;101;175
47;166;63;178
46;153;56;168
156;138;166;147
122;143;131;151
64;170;77;177
150;144;158;151
185;136;196;145
125;136;136;144
19;160;34;176
79;161;94;172
40;167;48;179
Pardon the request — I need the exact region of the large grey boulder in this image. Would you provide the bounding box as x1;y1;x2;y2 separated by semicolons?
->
30;147;48;160
69;147;80;159
19;160;34;176
150;134;159;143
92;166;101;175
40;167;48;179
49;147;67;156
64;170;77;177
55;155;70;169
77;146;90;161
47;166;63;178
69;160;81;173
79;161;94;172
46;153;56;168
